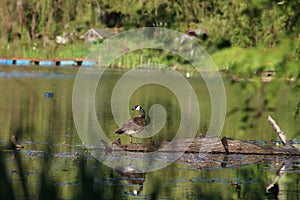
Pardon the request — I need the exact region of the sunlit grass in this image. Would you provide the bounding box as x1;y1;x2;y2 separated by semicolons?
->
211;38;299;75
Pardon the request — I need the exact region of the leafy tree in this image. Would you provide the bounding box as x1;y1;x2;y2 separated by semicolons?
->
0;0;299;59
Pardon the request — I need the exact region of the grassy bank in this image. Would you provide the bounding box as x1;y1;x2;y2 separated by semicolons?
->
1;36;299;79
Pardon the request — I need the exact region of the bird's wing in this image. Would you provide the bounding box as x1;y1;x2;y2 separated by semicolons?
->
133;117;147;127
121;118;143;132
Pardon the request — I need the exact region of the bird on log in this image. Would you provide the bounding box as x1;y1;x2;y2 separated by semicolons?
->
114;105;147;144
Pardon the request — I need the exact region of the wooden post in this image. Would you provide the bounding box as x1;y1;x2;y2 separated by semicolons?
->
267;115;295;148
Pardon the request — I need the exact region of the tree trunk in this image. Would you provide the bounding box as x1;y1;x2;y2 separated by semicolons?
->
31;0;41;39
19;0;32;41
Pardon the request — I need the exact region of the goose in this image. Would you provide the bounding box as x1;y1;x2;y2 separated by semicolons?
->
114;105;147;144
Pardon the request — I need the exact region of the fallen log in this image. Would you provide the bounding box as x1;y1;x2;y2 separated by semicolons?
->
110;115;300;155
112;137;300;155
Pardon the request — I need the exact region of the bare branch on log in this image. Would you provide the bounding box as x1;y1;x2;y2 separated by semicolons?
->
267;115;295;148
221;137;229;154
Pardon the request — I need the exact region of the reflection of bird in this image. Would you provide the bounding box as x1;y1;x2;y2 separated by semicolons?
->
10;135;24;149
115;105;147;144
115;166;146;195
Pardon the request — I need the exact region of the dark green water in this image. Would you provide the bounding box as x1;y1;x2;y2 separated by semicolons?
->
0;67;299;199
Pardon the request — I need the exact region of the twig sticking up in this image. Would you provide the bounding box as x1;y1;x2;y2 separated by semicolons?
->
221;137;229;155
267;115;295;148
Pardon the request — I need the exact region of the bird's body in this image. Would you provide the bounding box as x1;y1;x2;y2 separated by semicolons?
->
115;105;147;144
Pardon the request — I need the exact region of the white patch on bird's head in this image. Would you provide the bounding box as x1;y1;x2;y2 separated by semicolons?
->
133;105;142;110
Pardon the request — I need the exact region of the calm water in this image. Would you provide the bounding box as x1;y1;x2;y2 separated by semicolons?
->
0;67;299;199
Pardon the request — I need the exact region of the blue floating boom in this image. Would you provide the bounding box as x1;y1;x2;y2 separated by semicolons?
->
81;60;97;66
16;60;31;66
4;59;13;65
0;59;6;65
60;60;75;66
39;60;54;66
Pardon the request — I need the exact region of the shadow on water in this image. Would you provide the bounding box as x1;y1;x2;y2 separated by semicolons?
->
0;151;15;199
0;148;121;200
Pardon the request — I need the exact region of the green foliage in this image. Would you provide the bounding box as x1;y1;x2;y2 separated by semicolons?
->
212;37;299;78
1;0;299;45
0;0;299;75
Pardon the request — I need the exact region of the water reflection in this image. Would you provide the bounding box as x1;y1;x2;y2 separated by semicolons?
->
2;135;300;199
0;68;299;199
114;166;146;196
0;71;74;78
10;135;24;150
266;163;285;199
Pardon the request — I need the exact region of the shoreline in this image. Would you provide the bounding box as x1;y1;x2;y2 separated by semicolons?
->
0;64;287;84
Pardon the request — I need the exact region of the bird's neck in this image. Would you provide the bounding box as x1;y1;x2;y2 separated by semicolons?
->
139;109;145;118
